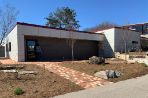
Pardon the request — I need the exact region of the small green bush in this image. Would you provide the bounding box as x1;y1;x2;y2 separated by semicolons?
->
14;87;24;95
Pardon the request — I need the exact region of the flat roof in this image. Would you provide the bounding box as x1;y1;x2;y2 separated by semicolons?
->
95;26;139;33
17;22;103;35
122;22;148;27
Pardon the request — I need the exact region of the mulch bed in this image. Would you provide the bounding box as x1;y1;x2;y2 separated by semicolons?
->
61;60;148;82
0;64;83;98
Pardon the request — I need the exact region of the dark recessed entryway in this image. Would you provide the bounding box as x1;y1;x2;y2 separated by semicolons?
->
25;36;99;61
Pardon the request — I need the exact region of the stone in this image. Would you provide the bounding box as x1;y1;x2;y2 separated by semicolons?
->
0;65;24;70
0;69;18;79
18;71;38;75
17;71;38;79
89;56;105;64
0;69;17;73
106;70;122;78
94;71;108;79
115;52;121;58
106;70;115;78
115;71;121;77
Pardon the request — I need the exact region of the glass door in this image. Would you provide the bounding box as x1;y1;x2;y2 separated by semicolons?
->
26;40;37;61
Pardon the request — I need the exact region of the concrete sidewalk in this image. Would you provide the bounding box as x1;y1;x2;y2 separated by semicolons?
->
53;75;148;98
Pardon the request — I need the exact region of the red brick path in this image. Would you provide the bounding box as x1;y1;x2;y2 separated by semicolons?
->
0;59;111;89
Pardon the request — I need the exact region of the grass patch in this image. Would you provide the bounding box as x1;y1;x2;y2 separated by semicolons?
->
14;87;24;95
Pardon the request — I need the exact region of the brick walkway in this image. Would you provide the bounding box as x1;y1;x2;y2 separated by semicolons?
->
0;59;111;89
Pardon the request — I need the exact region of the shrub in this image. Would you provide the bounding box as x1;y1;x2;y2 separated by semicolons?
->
88;56;105;64
14;87;24;95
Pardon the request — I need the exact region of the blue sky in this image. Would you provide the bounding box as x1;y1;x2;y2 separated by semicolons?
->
0;0;148;30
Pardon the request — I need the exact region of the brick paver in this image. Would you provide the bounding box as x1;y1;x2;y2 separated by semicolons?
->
0;59;111;89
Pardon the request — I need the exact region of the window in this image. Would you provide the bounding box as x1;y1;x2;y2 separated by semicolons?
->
132;41;138;44
6;44;8;52
9;42;11;51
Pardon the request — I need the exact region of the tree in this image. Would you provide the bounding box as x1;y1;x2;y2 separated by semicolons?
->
45;7;80;30
85;22;117;32
0;4;18;46
46;7;80;61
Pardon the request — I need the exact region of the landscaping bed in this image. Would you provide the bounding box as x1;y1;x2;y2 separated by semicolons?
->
0;64;83;98
60;60;148;82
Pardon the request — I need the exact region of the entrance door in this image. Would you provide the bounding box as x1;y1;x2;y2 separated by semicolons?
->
26;40;37;61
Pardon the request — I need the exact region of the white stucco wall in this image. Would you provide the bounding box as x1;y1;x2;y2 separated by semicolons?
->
5;26;18;61
96;28;141;57
96;28;115;57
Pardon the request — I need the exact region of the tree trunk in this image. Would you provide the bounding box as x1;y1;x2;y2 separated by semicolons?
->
71;40;74;61
124;41;127;61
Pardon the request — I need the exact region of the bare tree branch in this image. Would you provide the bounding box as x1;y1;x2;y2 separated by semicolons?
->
85;22;118;32
0;4;18;46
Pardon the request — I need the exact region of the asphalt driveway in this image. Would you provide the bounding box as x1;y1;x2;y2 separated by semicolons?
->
53;74;148;98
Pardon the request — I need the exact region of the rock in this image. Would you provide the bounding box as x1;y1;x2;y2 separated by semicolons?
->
106;70;115;78
115;52;120;58
0;65;24;70
115;71;121;77
0;69;17;73
94;70;122;79
0;70;18;79
18;71;38;75
106;70;122;78
94;71;108;79
17;71;38;79
89;56;105;64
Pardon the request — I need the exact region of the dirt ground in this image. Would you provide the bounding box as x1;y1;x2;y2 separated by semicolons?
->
0;64;83;98
61;59;148;82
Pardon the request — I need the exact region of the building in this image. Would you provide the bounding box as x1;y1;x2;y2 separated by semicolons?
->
95;27;141;57
122;22;148;35
122;23;148;51
4;22;104;62
141;36;148;51
4;22;141;62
